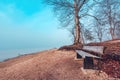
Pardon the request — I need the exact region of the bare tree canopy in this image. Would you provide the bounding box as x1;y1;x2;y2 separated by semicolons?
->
43;0;92;45
93;0;120;40
43;0;120;44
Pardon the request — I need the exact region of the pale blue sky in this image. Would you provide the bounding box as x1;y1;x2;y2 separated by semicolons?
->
0;0;72;50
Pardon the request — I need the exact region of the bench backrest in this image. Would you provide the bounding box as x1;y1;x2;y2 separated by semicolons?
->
76;50;101;58
83;46;104;54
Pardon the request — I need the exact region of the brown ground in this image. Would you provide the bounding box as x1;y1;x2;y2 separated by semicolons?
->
58;39;120;78
86;39;120;78
0;49;119;80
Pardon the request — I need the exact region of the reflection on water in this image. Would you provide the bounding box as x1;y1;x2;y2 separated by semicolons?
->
0;48;51;61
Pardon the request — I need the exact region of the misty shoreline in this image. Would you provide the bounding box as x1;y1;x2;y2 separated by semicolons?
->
0;48;53;62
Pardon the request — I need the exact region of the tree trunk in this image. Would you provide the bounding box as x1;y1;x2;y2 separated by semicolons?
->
110;27;115;40
74;0;82;45
108;2;116;40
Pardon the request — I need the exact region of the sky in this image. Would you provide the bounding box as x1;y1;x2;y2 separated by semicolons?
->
0;0;72;51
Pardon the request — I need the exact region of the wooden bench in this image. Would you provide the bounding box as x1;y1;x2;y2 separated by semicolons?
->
76;46;104;69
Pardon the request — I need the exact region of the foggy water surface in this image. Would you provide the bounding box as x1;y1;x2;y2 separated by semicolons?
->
0;48;51;61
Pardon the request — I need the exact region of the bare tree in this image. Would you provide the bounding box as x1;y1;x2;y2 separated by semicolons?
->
94;0;120;40
115;21;120;38
83;28;94;43
43;0;91;45
93;21;105;42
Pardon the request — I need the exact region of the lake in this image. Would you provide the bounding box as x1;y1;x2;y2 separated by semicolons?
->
0;48;52;61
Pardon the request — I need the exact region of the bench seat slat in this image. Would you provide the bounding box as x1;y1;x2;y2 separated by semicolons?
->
76;50;101;58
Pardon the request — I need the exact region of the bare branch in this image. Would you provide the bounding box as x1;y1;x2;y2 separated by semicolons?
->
78;0;87;11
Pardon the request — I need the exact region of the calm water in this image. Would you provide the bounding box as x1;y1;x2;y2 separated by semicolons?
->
0;48;51;61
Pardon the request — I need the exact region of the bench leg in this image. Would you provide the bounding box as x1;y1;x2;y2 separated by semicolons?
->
84;57;94;69
76;53;82;59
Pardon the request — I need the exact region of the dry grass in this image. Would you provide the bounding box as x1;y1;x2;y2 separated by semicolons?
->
0;49;119;80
